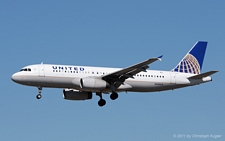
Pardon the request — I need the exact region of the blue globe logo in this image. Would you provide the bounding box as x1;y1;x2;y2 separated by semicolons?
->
175;54;200;74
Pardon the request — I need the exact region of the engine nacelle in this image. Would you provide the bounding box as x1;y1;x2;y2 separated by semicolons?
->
80;77;108;90
63;89;92;100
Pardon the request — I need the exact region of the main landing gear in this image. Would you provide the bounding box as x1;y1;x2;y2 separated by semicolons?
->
96;92;106;107
96;92;119;107
36;86;42;99
110;92;118;100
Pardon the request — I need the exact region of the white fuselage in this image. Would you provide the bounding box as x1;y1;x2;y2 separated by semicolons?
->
11;41;217;107
11;64;212;93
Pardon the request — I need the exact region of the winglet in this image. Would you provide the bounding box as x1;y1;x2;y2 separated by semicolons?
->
188;70;218;79
157;55;163;61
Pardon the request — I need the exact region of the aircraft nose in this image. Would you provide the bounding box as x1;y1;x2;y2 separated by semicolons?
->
11;73;22;83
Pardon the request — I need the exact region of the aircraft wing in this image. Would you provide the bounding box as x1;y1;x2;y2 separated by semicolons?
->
102;56;162;88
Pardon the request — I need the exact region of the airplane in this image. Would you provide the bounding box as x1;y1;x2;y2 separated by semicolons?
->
11;41;218;107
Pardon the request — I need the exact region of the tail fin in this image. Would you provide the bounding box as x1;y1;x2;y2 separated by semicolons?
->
172;41;207;74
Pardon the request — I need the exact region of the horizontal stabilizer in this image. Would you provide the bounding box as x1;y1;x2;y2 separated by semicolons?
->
188;70;218;79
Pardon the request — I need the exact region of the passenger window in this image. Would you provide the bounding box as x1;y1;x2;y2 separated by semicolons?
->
28;68;31;71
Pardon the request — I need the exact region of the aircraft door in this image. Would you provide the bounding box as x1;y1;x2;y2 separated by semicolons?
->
170;72;176;84
38;64;45;77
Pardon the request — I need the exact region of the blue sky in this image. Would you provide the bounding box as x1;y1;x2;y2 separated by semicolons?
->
1;1;224;140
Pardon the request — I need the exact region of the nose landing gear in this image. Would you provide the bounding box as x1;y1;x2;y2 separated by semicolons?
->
36;86;42;99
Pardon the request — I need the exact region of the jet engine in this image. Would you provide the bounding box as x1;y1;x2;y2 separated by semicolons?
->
80;77;109;90
63;89;92;100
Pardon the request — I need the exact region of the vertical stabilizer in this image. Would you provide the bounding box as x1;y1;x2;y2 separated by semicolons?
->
172;41;207;74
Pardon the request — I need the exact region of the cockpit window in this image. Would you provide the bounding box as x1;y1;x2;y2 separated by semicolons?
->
20;68;31;72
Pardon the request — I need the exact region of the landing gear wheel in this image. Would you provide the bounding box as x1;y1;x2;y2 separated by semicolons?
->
98;99;106;107
110;92;118;100
36;94;42;99
36;86;42;99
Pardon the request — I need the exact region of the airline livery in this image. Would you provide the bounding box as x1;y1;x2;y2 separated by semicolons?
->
11;41;218;106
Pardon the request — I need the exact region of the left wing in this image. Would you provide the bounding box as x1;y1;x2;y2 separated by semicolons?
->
102;56;162;89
